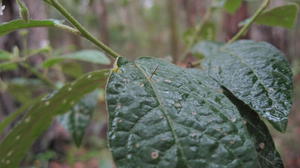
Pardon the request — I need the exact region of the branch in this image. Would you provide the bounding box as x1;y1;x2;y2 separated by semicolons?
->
227;0;271;44
44;0;121;59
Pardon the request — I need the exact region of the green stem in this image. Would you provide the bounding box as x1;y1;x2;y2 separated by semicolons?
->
44;0;121;59
20;63;56;89
227;0;270;44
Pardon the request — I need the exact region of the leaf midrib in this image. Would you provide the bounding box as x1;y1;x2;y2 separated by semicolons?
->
134;63;191;168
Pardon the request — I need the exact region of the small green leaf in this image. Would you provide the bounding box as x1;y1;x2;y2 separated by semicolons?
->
107;57;262;167
43;50;111;68
255;4;299;28
0;70;108;168
0;62;18;71
192;40;293;132
199;22;216;41
183;22;216;47
0;50;12;60
59;91;99;147
224;0;242;13
0;19;63;36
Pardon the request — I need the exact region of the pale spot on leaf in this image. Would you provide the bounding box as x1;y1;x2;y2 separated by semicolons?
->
25;116;31;123
45;101;50;106
151;151;159;159
259;142;265;150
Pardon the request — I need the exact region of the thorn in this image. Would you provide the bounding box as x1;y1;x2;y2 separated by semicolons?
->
149;65;159;80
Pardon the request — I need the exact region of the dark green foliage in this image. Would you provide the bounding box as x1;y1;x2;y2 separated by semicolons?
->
223;87;284;168
192;40;293;132
106;57;287;168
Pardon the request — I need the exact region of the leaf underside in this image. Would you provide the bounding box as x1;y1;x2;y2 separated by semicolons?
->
0;19;62;37
106;57;283;168
0;70;108;168
192;40;293;132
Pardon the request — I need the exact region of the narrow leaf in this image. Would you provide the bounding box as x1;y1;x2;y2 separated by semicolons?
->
0;19;63;36
0;70;108;168
0;99;37;135
43;50;111;67
106;57;261;167
192;40;293;132
255;4;299;28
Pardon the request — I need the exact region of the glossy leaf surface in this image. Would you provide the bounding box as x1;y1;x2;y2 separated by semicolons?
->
224;88;284;168
0;70;108;168
192;40;293;132
106;57;260;168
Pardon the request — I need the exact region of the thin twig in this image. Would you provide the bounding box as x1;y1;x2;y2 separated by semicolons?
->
227;0;271;44
44;0;121;59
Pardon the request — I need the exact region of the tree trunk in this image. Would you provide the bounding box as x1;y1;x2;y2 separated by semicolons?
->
0;0;19;118
24;0;49;65
222;2;249;41
181;0;206;27
93;0;110;45
167;0;180;64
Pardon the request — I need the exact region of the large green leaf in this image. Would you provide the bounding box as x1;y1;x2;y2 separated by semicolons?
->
0;70;108;168
224;88;284;168
59;91;99;147
0;19;64;36
255;4;299;29
106;57;261;168
192;40;293;132
42;50;111;67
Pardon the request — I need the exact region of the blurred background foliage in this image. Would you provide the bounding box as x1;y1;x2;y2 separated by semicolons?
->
1;0;300;167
